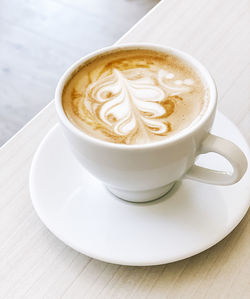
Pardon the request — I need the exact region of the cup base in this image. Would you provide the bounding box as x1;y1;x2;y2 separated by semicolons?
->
106;182;176;203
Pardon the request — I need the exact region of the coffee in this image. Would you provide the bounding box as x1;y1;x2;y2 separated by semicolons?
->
62;49;208;145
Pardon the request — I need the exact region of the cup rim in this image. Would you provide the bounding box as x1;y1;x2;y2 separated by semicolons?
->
55;43;217;150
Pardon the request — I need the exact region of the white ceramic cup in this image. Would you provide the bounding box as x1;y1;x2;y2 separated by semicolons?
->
55;44;248;202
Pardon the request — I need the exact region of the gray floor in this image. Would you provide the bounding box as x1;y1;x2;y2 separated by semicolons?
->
0;0;158;145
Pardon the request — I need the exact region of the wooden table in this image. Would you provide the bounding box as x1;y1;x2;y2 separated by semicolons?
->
1;0;249;298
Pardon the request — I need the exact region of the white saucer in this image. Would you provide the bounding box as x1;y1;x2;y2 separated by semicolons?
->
29;112;250;266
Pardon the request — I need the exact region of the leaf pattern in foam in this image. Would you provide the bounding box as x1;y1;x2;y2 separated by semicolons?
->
86;68;193;141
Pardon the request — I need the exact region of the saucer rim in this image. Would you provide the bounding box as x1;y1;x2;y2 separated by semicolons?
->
29;112;250;266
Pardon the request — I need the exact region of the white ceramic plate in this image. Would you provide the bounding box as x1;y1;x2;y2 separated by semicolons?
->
29;112;250;266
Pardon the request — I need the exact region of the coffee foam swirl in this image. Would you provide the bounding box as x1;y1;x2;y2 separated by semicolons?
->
83;67;195;142
63;50;206;144
88;69;168;136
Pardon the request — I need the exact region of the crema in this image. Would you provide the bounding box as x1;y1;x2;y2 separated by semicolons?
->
62;49;208;145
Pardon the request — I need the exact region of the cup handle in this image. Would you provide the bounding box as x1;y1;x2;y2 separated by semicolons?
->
185;133;248;185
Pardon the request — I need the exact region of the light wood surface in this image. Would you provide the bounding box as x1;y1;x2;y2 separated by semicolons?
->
1;0;250;298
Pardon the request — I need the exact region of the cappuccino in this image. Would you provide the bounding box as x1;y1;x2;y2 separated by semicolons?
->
62;49;208;145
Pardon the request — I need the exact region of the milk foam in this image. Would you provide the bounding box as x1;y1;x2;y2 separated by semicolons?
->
62;50;207;144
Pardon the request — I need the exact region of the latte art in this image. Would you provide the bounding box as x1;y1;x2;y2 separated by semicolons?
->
89;69;167;136
85;68;194;141
63;49;207;144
